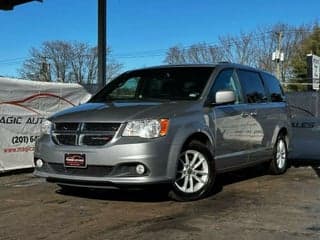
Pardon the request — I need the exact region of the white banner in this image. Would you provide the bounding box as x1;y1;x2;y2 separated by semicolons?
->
312;55;320;90
0;77;91;172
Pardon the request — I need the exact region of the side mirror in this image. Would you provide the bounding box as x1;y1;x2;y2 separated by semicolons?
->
215;90;236;105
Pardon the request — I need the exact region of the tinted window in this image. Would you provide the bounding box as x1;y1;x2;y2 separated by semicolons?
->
209;69;243;104
261;73;285;102
90;67;214;102
109;77;139;99
237;70;267;103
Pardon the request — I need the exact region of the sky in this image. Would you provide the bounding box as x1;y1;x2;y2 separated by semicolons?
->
0;0;320;77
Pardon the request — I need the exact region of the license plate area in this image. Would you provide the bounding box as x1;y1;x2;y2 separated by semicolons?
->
64;153;86;168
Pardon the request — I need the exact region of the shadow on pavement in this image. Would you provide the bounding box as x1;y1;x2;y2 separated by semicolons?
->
56;185;171;203
56;165;270;202
211;164;269;196
0;168;34;177
313;166;320;177
218;164;268;186
291;159;320;178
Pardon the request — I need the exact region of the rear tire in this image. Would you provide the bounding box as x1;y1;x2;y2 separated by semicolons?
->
168;141;215;201
269;134;288;175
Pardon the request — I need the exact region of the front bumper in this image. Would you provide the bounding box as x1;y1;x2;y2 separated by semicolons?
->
34;172;172;189
34;134;179;188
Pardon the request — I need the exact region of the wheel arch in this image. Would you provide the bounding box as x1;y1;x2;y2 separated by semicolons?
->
166;130;215;180
269;126;290;175
272;126;289;148
182;132;214;153
168;131;217;201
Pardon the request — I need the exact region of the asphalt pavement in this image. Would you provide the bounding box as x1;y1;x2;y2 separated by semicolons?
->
0;165;320;240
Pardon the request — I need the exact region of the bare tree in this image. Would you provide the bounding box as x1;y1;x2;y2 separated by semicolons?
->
164;43;223;64
86;47;98;84
253;24;311;80
253;28;277;72
164;46;187;64
164;22;312;88
219;32;255;65
106;48;123;82
69;42;87;83
19;40;122;84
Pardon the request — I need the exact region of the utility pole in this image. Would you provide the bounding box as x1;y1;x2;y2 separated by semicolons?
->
276;31;283;80
272;31;284;81
40;56;50;82
98;0;106;89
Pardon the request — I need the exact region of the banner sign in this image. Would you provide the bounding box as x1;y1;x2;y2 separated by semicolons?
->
307;54;320;90
0;77;91;172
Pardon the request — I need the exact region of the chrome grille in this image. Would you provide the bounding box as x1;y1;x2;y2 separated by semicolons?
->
56;135;76;145
55;122;79;131
82;135;113;146
83;123;120;131
52;122;121;146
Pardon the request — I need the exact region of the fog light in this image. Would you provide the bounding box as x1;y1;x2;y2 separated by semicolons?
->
136;164;145;175
35;159;44;168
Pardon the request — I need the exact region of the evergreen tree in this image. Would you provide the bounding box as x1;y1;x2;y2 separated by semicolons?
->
290;25;320;90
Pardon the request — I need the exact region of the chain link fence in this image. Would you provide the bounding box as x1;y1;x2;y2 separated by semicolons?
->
286;91;320;117
282;81;320;117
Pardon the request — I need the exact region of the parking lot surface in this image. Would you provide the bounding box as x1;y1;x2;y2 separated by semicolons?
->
0;166;320;240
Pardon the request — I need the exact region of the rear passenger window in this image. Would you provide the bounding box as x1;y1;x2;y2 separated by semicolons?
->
261;73;285;102
237;70;267;103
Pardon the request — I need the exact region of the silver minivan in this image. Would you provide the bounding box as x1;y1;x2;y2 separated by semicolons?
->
34;63;290;201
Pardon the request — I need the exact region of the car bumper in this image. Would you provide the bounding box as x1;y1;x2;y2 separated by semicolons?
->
33;135;179;188
34;168;172;186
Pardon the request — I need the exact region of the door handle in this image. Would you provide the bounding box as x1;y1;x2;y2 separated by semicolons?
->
250;112;258;116
241;112;249;118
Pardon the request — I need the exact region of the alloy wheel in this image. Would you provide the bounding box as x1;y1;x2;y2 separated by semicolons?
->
276;139;286;169
174;150;209;193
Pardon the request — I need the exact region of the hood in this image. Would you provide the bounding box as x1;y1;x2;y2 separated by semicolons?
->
49;101;199;122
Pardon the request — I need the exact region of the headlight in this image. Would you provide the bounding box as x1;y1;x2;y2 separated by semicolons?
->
40;120;52;135
122;119;169;138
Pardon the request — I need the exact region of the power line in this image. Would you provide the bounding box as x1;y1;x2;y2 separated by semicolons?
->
0;28;314;63
0;57;28;64
111;29;311;59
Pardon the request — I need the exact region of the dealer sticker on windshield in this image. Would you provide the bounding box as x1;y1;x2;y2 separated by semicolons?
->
64;153;86;168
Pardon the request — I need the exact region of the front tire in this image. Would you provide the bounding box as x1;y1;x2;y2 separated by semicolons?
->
269;134;288;175
169;141;215;201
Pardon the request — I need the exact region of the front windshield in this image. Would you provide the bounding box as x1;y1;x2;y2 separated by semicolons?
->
90;67;214;102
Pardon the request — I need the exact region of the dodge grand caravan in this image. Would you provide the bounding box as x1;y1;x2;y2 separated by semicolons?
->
34;63;290;201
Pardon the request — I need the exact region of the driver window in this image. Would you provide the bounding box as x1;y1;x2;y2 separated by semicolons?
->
209;69;243;104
